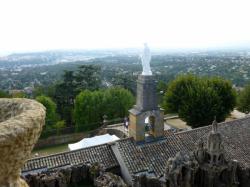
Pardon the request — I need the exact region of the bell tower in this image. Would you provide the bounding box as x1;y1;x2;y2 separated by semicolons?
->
128;74;164;142
129;44;164;142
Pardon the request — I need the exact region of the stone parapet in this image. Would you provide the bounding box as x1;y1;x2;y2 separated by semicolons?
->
0;98;46;187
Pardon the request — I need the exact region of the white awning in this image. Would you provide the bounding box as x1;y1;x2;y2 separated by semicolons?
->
68;134;119;151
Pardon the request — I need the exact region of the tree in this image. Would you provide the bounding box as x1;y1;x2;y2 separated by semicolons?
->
111;73;136;95
53;120;66;135
74;90;104;131
33;85;56;98
103;87;135;119
10;91;26;98
157;80;168;105
75;65;101;92
237;84;250;113
54;70;76;126
207;77;237;122
0;90;9;98
74;87;134;132
53;66;102;127
163;75;236;128
36;95;58;129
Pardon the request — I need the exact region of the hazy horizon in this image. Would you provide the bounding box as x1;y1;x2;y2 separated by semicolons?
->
1;0;250;54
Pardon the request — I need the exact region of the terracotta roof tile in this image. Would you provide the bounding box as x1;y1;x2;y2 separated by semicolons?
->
116;117;250;176
115;138;148;174
140;135;187;177
22;143;119;173
23;117;250;176
176;117;250;168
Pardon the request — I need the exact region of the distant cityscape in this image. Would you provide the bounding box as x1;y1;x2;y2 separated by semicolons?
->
1;48;250;94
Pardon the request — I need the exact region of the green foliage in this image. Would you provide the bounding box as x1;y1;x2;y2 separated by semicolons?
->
36;95;58;128
33;85;56;98
10;91;26;98
75;65;101;91
53;66;102;126
103;87;135;119
111;73;136;95
237;84;250;113
157;80;168;93
53;120;66;135
74;90;105;131
0;90;10;98
163;75;198;113
157;80;168;104
2;53;250;92
74;87;134;132
54;71;76;126
163;74;236;128
207;77;237;122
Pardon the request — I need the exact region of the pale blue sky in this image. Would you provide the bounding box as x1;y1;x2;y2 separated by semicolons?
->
0;0;250;54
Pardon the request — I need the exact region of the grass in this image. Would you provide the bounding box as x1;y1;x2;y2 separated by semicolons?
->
166;118;189;129
32;143;69;158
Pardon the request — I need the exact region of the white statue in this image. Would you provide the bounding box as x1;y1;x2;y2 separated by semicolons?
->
141;43;152;75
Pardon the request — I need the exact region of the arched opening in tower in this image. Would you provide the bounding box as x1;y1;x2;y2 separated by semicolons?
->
144;115;155;141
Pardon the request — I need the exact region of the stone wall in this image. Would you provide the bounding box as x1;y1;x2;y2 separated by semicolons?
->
22;163;126;187
35;120;124;149
0;98;46;187
238;168;250;187
35;132;88;149
105;128;127;139
132;174;164;187
131;160;250;187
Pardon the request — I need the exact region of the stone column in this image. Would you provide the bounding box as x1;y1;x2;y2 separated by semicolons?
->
135;75;158;112
129;75;164;142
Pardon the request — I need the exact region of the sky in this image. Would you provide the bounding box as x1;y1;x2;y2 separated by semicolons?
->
0;0;250;54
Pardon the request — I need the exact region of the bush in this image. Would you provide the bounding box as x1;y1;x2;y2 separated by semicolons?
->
74;87;134;132
163;75;236;128
237;84;250;113
36;95;59;128
53;120;66;135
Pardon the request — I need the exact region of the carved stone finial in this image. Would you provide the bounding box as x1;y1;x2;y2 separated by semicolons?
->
194;140;205;163
165;152;198;187
212;116;218;133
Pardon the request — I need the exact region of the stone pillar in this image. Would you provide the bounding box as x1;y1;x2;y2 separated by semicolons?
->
0;99;46;187
135;75;158;112
129;75;164;142
151;109;164;138
129;109;146;142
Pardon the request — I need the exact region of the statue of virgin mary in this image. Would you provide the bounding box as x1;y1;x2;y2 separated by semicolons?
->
141;43;152;75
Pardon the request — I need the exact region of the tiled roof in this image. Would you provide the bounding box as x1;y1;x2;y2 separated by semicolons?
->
23;116;250;177
114;135;187;177
163;129;175;137
140;135;187;177
116;117;250;176
22;143;119;173
115;138;148;174
176;117;250;169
